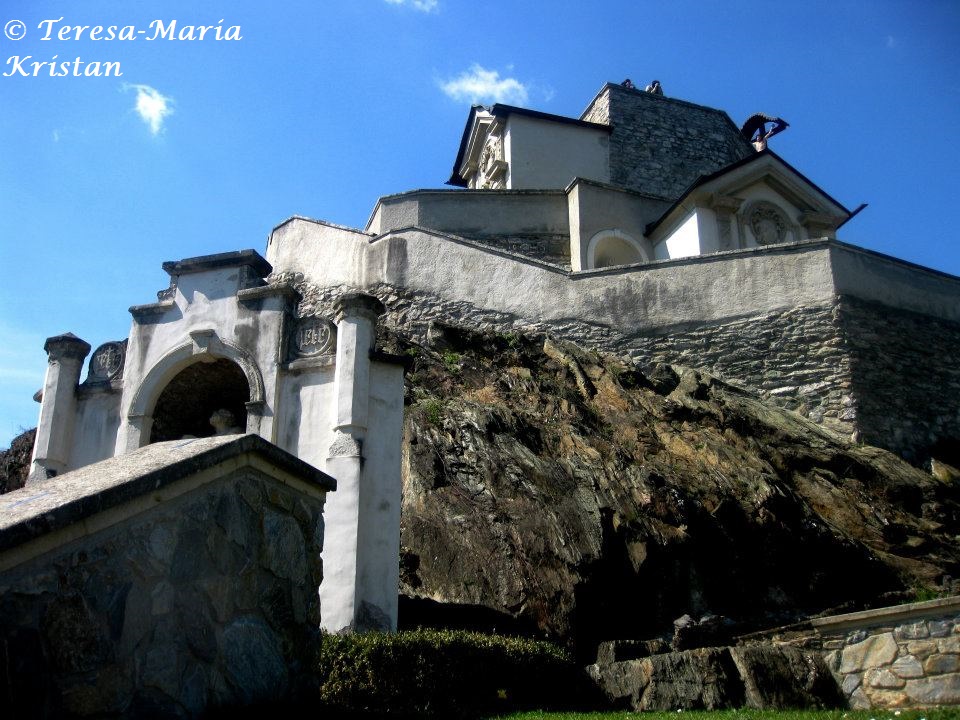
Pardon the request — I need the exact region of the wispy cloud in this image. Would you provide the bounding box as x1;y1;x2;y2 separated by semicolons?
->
124;84;174;135
439;64;529;105
384;0;438;12
886;35;897;49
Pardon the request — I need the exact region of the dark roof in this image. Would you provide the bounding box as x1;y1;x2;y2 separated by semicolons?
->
644;149;852;236
447;104;610;187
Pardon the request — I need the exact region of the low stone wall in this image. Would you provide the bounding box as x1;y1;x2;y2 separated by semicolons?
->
759;597;960;709
0;435;333;718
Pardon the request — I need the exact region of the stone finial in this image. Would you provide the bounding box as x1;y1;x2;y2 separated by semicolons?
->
43;333;91;362
333;292;385;324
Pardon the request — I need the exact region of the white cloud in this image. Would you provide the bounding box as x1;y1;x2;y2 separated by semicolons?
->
439;64;529;105
124;84;174;135
385;0;438;12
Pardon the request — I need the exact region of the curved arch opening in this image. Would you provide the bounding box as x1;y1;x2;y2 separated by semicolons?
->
149;359;249;443
587;229;649;269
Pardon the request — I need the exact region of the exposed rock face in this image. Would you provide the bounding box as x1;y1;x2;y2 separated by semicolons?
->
391;324;960;658
587;644;841;711
0;428;34;493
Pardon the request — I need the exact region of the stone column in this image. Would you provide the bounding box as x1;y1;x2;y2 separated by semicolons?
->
319;292;385;633
28;333;91;484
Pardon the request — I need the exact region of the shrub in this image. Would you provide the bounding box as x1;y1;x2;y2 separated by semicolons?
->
315;629;579;717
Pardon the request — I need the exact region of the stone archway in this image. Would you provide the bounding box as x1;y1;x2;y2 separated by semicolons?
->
120;331;267;452
148;359;249;442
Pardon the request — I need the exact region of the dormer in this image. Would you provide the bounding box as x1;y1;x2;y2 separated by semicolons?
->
448;104;610;190
646;150;851;260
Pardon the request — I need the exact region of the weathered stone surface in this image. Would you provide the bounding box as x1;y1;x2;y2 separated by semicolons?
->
930;619;953;637
380;325;960;655
865;667;906;689
925;654;960;675
590;644;842;711
940;635;960;653
222;617;288;705
905;672;960;705
586;658;649;709
891;654;924;679
639;648;743;711
730;645;843;709
841;672;862;694
861;687;908;707
0;437;329;718
896;620;930;640
840;633;899;674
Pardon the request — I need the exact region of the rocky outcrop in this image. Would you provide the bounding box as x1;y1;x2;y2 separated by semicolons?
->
586;644;841;711
390;324;960;659
0;428;33;494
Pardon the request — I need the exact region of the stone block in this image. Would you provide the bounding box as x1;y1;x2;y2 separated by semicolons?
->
905;673;960;705
906;640;936;659
891;654;924;679
939;635;960;654
930;620;952;637
841;672;861;694
865;667;905;689
840;632;898;674
861;686;909;708
734;645;843;710
925;654;960;675
896;621;930;640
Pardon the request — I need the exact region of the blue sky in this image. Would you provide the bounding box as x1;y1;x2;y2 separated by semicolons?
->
1;0;958;445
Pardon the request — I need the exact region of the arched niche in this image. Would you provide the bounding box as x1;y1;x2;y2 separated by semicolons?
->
149;359;249;442
587;229;650;269
125;332;266;448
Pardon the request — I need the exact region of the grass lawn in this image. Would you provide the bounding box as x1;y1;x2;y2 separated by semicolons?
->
490;711;960;720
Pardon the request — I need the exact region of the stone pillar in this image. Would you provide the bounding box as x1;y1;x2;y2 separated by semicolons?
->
319;292;386;633
28;333;91;484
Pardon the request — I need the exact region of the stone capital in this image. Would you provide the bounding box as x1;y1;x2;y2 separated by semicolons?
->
43;333;91;362
334;292;385;325
708;193;744;214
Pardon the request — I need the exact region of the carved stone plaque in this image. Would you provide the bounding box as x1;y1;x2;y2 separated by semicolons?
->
749;203;788;245
293;316;336;358
88;341;125;382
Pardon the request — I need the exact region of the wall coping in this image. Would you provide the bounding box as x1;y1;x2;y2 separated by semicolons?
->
810;595;960;634
0;434;336;562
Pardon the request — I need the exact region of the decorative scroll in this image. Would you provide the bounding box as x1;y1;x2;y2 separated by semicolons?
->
748;203;789;245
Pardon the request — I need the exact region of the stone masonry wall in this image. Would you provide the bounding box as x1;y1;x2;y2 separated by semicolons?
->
824;612;960;708
276;275;854;435
581;84;754;200
838;296;960;461
765;598;960;709
0;469;325;717
278;276;960;460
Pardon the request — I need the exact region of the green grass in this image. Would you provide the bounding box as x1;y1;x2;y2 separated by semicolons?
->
490;711;960;720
